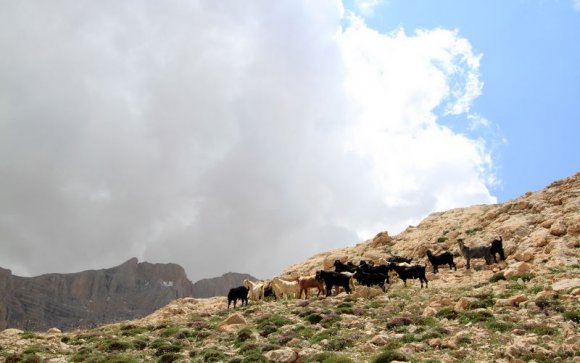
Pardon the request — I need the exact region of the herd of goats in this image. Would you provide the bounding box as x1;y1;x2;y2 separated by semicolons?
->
227;237;506;308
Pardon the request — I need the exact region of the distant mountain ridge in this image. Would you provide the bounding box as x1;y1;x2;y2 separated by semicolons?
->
191;272;258;298
0;258;254;331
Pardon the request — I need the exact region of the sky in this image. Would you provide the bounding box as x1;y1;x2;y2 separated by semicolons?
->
0;1;578;281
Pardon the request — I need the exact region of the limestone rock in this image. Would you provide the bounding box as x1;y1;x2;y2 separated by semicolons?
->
552;278;580;292
220;313;246;327
46;328;61;335
369;334;389;346
370;231;391;247
352;286;384;299
495;294;528;307
264;347;297;363
513;250;534;262
550;220;567;236
504;262;531;279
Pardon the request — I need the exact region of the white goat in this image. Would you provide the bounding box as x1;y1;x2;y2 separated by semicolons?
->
271;277;300;299
243;279;264;301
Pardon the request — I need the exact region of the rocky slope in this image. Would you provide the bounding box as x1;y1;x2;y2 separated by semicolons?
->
192;273;258;299
0;173;578;362
0;258;195;332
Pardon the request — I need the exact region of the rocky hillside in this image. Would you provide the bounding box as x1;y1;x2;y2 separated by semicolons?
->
192;273;258;299
0;173;578;362
0;258;195;332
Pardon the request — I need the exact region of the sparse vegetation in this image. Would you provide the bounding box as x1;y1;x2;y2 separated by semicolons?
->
465;227;482;235
562;310;580;323
489;272;506;282
1;176;579;363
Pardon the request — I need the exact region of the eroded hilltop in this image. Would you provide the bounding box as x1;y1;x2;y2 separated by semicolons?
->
0;173;578;362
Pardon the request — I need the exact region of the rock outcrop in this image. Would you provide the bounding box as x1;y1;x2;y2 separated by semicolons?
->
191;272;258;298
0;258;194;331
281;172;580;279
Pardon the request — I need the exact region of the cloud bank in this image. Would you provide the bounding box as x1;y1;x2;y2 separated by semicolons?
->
0;1;495;280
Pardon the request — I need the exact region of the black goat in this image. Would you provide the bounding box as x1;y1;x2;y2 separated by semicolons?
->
227;286;249;308
426;250;456;273
490;236;506;262
315;270;352;296
358;261;390;279
389;263;428;288
387;256;413;264
333;259;358;273
353;270;389;292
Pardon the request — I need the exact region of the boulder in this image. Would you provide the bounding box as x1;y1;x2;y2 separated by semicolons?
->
552;278;580;292
503;262;531;279
455;297;478;311
263;347;298;363
218;313;247;332
550;220;567;236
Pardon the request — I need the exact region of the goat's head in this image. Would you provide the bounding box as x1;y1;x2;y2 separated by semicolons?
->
315;270;323;281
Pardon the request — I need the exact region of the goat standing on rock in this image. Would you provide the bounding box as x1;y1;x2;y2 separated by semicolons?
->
490;236;506;262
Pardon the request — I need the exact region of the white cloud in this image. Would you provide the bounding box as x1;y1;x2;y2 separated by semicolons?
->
574;0;580;11
0;1;496;280
353;0;384;17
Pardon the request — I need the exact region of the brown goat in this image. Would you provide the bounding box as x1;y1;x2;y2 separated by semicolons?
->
298;275;324;299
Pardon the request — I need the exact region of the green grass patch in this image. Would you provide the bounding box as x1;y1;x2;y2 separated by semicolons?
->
320;312;341;328
484;319;512;332
563;310;580;323
293;324;316;339
465;227;482;235
458;310;494;324
468;293;495;309
192;347;225;362
19;332;38;340
157;353;183;363
508;273;535;282
527;285;544;294
100;339;133;352
489;272;506;283
386;315;413;330
436;307;459;320
311;329;336;344
103;355;139;363
370;349;409;363
304;352;354;363
120;324;147;336
159;325;180;337
236;327;255;344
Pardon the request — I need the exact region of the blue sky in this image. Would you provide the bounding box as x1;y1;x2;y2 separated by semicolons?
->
346;0;580;201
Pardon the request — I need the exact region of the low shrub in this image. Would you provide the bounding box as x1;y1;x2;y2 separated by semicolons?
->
304;313;323;324
435;307;458;320
371;350;409;363
508;273;535;282
563;310;580;323
386;316;412;330
304;352;353;363
489;272;506;283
